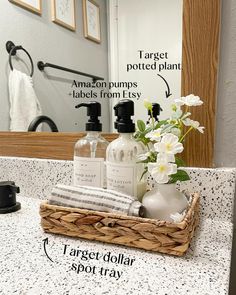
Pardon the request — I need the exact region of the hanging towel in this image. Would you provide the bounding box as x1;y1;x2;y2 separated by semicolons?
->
8;69;42;131
48;184;144;217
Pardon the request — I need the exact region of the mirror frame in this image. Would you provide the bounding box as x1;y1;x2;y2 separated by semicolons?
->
0;0;221;167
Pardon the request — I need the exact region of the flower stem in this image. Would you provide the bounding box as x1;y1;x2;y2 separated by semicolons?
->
180;126;193;142
178;119;183;130
150;109;155;129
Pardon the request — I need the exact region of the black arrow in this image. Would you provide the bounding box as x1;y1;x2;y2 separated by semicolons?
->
157;74;172;98
43;238;54;262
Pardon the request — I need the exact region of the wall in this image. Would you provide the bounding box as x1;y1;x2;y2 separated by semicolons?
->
108;0;183;128
215;0;236;167
0;0;109;132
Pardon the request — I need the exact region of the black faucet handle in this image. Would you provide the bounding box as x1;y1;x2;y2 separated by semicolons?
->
8;184;20;194
0;181;21;213
28;115;59;132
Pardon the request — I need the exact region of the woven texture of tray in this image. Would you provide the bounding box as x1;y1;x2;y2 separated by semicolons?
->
40;192;200;256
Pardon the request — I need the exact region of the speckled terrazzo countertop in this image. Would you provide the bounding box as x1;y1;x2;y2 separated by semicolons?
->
0;195;233;295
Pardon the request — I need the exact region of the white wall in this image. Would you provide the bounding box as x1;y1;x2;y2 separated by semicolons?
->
0;0;109;132
108;0;183;128
215;0;236;167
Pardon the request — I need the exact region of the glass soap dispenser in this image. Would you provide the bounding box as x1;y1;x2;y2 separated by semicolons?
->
74;101;109;188
106;99;147;201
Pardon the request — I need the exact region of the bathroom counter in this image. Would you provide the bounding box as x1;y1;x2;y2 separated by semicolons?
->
0;195;233;295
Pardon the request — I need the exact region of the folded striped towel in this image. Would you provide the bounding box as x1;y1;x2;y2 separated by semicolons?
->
48;184;144;217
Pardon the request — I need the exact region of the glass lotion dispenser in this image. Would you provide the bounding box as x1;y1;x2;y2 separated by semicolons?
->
74;102;109;188
106;99;147;200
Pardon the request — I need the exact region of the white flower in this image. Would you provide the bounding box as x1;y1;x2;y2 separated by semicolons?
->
197;127;204;134
154;134;184;155
147;143;155;152
183;118;198;128
174;94;203;107
170;127;181;138
171;109;183;120
183;118;205;134
148;158;177;184
137;152;151;161
157;152;175;163
145;129;163;141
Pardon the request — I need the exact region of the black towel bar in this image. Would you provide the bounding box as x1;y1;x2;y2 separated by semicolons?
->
37;61;104;83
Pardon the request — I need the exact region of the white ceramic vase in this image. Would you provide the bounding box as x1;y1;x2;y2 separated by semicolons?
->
142;183;188;221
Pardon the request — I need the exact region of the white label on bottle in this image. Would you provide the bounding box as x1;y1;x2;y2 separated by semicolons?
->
74;157;104;187
106;161;137;197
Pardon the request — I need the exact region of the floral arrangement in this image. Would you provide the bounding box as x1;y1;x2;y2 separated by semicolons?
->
135;94;204;184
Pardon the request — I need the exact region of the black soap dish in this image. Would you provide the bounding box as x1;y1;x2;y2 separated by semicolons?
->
0;181;21;214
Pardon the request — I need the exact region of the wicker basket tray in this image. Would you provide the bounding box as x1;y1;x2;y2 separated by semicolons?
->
40;192;200;256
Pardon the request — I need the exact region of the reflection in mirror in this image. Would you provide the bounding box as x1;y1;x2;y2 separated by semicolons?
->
0;0;183;132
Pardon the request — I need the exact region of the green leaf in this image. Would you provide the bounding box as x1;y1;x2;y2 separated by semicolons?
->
160;124;172;133
175;157;186;168
155;120;168;129
137;120;146;132
169;169;190;183
133;131;150;146
143;126;153;136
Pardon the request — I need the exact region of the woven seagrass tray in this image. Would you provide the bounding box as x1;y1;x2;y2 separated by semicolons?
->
40;192;200;256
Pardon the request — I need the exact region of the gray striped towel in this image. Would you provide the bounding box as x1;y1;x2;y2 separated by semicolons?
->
48;184;144;217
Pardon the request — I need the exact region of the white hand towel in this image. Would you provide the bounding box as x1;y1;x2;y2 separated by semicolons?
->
8;69;42;131
48;184;144;217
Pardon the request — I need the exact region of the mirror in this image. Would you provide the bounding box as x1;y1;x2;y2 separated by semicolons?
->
0;0;220;168
0;0;183;132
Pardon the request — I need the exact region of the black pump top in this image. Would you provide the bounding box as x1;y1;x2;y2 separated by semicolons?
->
114;99;135;133
147;103;163;123
114;105;120;130
75;101;102;132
